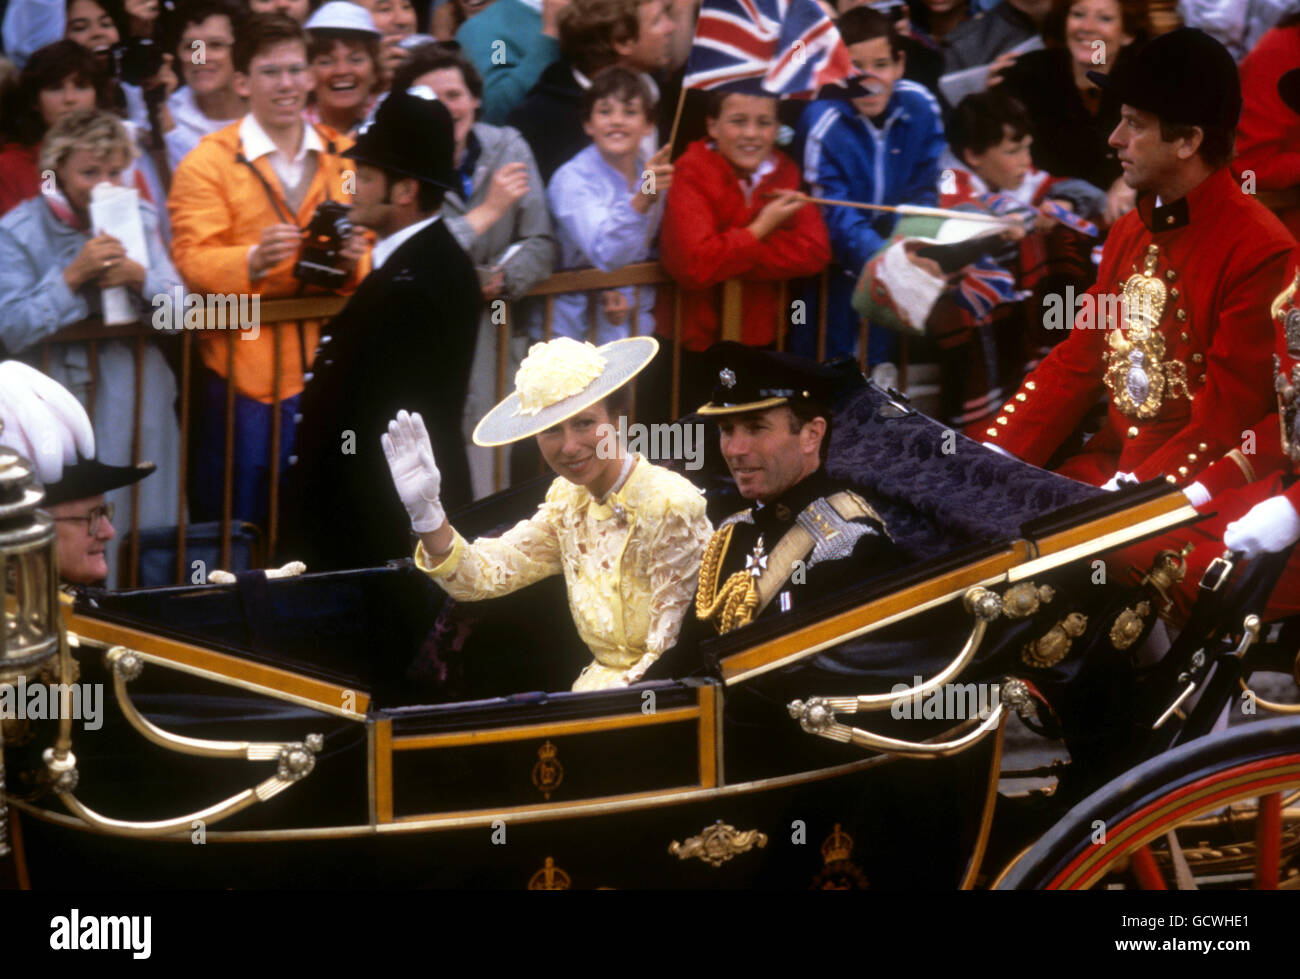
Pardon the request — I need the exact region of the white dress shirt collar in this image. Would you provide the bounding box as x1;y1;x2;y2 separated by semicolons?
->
239;113;324;191
240;113;323;161
372;213;441;270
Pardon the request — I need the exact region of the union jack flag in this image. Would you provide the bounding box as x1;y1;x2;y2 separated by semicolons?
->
983;191;1099;238
683;0;857;97
954;259;1020;325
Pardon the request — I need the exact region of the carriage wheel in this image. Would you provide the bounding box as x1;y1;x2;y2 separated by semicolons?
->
993;716;1300;890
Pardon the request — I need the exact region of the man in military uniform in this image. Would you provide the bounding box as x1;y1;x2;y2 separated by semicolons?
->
693;343;899;636
685;345;989;888
986;29;1294;491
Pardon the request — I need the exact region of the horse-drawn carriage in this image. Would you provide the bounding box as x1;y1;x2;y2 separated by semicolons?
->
2;373;1297;889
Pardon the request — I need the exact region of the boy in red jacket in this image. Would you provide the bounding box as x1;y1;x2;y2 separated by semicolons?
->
647;88;830;419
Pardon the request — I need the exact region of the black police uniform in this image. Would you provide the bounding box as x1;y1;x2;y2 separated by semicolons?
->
278;219;480;570
277;91;480;570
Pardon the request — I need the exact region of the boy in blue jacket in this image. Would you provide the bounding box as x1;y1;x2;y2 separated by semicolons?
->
794;5;945;363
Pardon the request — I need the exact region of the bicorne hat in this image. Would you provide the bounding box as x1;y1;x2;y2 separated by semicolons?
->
42;458;155;507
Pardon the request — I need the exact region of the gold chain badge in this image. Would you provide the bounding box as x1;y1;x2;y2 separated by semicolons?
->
1103;245;1193;419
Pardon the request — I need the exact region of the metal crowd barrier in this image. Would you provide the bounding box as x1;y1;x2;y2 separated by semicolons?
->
33;263;876;585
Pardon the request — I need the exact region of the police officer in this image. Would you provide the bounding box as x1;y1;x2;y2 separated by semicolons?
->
278;88;481;570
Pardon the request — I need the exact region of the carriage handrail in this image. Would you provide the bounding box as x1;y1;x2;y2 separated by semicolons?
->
786;697;1009;758
39;644;325;839
800;586;1004;716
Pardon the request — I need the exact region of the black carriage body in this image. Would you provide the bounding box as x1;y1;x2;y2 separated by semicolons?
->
4;380;1210;888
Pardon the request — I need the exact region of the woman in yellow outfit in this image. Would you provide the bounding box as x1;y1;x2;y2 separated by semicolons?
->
382;336;713;690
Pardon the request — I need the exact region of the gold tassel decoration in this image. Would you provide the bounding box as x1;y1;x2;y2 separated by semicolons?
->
696;523;762;634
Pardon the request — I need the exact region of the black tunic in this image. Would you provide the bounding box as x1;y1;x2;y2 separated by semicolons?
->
276;217;481;570
698;468;899;632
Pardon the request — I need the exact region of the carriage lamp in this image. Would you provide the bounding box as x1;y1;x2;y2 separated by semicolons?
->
0;440;61;682
0;435;63;859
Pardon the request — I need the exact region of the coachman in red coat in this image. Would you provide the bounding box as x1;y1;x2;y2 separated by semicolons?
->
984;30;1295;491
1116;252;1300;623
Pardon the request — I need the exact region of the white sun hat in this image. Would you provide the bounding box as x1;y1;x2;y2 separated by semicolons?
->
472;336;659;447
304;2;381;37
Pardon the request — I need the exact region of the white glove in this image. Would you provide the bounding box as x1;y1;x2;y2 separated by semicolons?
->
1183;481;1211;508
622;653;658;686
381;410;444;533
0;360;94;483
1223;495;1300;559
1100;471;1138;492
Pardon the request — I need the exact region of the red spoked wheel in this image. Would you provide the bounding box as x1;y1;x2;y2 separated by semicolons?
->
995;716;1300;890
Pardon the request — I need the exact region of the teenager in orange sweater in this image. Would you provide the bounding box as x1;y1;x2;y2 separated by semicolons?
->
168;13;367;528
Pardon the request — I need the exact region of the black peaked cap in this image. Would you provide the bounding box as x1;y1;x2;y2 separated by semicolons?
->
697;342;840;417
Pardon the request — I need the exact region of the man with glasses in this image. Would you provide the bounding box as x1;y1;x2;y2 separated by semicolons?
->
0;359;152;586
47;461;155;586
169;13;367;534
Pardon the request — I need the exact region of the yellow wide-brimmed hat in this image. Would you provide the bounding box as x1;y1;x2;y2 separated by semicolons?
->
471;336;659;447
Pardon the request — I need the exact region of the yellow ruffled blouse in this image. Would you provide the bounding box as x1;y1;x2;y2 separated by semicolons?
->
414;455;713;691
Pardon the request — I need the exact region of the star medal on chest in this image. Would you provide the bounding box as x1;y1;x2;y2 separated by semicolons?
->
746;535;769;578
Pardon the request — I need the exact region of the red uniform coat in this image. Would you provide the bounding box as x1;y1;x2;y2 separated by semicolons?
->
655;139;830;352
985;168;1293;488
1116;250;1300;623
1235;24;1300;239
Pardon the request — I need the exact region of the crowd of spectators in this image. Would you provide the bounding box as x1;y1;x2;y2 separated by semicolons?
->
0;0;1297;583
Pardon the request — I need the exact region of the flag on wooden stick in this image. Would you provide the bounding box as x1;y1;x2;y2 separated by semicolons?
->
683;0;857;97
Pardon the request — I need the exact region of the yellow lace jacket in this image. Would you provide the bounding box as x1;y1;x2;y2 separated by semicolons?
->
414;456;713;691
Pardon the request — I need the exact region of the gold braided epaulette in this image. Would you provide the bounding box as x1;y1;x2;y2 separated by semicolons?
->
696;523;762;635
